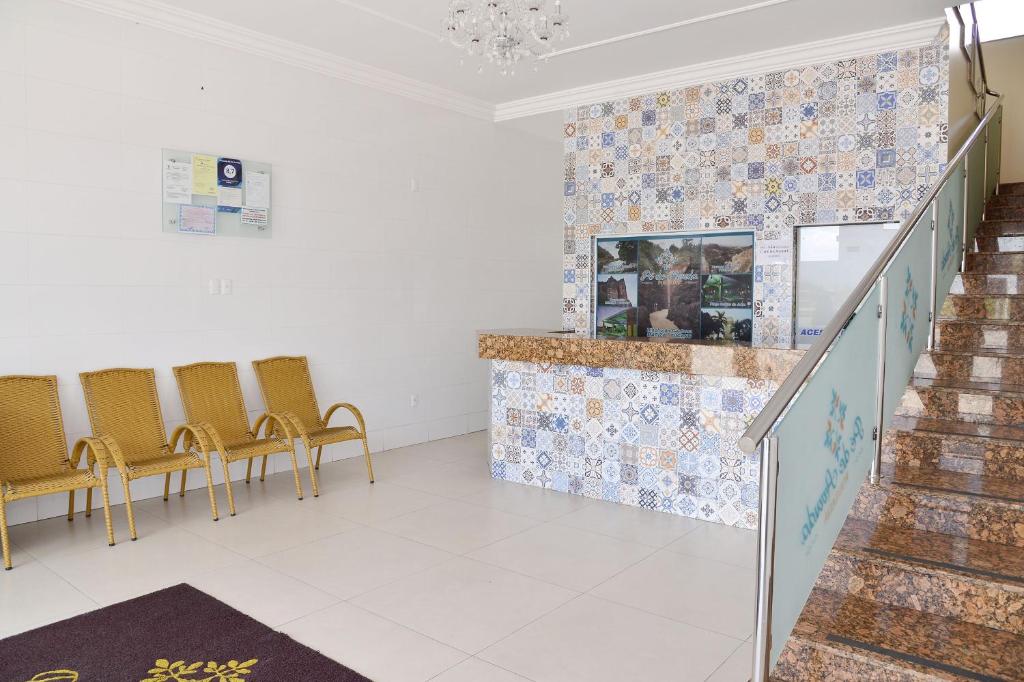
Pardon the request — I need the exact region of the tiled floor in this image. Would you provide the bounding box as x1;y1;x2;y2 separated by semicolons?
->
0;431;756;682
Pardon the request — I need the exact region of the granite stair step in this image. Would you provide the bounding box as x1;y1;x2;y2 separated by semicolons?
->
988;193;1024;209
819;518;1024;635
852;463;1024;547
965;251;1024;274
977;235;1024;253
987;205;1024;221
885;415;1024;481
941;294;1024;321
897;378;1024;426
935;319;1024;353
951;273;1024;295
772;588;1024;681
915;348;1024;383
1000;182;1024;196
977;220;1024;239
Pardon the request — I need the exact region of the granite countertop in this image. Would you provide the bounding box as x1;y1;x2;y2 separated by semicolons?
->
478;328;804;383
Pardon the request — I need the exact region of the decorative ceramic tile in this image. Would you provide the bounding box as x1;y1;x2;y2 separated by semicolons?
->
561;26;950;348
491;360;778;528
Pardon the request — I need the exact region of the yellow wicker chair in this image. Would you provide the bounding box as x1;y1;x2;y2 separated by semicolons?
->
79;368;220;540
173;361;306;512
0;375;115;570
252;356;374;496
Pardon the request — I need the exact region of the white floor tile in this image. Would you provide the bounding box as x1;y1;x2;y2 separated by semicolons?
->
259;526;453;600
280;601;468;682
467;523;655;591
430;657;531;682
42;525;243;605
351;557;576;654
7;503;163;561
371;500;538;554
387;461;496;499
706;640;753;682
590;550;755;639
480;595;740;682
0;559;98;637
664;520;757;569
553;498;703;547
460;481;593;521
314;480;449;525
186;559;340;627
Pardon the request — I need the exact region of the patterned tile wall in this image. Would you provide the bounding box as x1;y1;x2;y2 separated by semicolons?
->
490;359;778;528
562;26;950;347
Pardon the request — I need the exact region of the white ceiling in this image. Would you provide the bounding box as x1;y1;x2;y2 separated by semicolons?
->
144;0;952;105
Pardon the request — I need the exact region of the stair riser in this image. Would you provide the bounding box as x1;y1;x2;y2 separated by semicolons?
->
852;484;1024;548
976;235;1024;252
976;220;1024;238
773;640;943;681
885;430;1024;481
951;273;1023;295
941;295;1024;321
897;387;1024;427
965;252;1024;273
935;321;1024;352
999;183;1024;196
987;206;1024;221
988;194;1024;209
915;352;1024;383
819;552;1024;635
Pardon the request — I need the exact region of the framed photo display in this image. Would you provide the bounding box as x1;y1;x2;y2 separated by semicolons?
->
592;231;754;342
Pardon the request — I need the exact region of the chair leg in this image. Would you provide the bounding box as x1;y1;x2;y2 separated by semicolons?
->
163;472;171;501
0;496;11;570
120;473;138;541
315;445;322;470
260;455;269;482
220;458;237;517
245;457;254;484
362;435;375;484
86;485;93;518
201;464;219;522
100;482;115;547
302;442;320;498
179;469;187;497
67;489;75;521
286;445;304;501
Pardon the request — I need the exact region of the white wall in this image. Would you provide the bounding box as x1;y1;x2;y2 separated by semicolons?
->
982;36;1024;183
0;0;563;524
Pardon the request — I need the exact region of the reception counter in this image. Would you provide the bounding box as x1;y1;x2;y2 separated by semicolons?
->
479;329;803;529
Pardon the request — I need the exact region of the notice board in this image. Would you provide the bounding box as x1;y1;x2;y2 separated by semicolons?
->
161;148;273;239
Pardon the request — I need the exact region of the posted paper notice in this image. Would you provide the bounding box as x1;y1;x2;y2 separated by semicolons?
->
245;169;270;209
240;206;268;227
179;204;216;235
192;154;218;196
163;160;192;204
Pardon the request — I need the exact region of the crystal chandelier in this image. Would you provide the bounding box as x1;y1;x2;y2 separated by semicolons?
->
441;0;570;75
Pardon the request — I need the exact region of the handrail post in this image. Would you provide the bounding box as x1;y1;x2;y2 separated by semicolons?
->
983;127;990;211
872;276;888;485
751;436;779;682
927;203;939;351
962;159;971;273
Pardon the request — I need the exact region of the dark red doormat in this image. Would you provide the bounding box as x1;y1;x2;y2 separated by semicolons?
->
0;583;372;681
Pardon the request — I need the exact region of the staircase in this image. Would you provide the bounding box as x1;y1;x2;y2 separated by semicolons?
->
773;183;1024;681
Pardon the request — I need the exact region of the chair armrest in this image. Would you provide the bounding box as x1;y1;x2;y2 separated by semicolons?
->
253;412;299;441
169;423;213;461
78;434;128;471
323;402;366;433
71;436;112;472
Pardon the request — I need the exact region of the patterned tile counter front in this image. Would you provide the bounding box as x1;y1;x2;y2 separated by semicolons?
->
480;330;803;528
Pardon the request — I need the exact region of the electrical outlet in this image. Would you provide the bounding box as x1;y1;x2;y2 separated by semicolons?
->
410;177;419;192
410;394;418;408
208;278;220;295
220;278;233;295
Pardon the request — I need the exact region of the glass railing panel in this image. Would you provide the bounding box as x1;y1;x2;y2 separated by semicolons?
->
935;162;966;313
767;281;882;668
880;213;936;431
966;137;987;247
986;105;1003;199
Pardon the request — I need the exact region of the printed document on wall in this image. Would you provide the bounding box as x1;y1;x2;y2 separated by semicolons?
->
245;169;270;208
163;160;192;204
192;154;218;196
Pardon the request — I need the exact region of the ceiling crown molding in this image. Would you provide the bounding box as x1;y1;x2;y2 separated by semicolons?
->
59;0;496;121
494;17;946;121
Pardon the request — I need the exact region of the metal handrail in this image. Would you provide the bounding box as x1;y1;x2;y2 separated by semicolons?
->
738;92;1002;454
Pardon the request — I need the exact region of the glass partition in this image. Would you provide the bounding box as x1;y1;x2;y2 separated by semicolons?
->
768;282;882;667
966;136;987;248
935;161;966;313
985;105;1003;199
